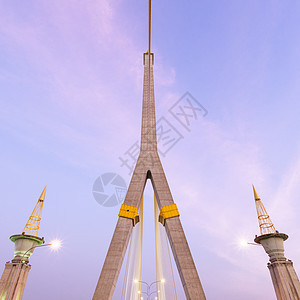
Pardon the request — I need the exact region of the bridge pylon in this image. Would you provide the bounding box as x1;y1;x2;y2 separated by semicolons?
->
92;1;206;299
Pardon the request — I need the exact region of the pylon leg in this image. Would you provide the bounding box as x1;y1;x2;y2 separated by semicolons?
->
151;161;206;300
92;166;147;300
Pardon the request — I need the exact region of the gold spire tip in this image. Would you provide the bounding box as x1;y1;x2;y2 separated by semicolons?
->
39;185;47;201
252;184;260;201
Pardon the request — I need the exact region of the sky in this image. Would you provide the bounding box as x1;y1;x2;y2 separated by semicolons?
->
1;0;300;299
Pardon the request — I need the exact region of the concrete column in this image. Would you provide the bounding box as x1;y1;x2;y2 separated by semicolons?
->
255;233;300;300
0;262;31;300
0;234;44;300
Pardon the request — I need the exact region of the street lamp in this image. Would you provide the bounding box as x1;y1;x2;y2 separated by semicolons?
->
20;239;62;263
134;279;165;300
50;239;62;250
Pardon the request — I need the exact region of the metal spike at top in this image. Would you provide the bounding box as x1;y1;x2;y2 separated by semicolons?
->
252;185;276;235
22;186;47;236
252;184;260;200
140;0;156;151
148;0;151;53
39;185;47;201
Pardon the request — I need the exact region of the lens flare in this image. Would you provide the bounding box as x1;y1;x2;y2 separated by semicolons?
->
50;239;62;250
240;240;249;247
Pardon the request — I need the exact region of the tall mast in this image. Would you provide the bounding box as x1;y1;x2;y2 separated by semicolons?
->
140;0;156;151
148;0;151;53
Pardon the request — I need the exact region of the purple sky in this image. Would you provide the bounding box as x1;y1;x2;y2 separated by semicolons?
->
1;1;300;299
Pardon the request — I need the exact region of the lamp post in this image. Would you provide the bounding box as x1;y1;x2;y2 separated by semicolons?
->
135;279;165;300
20;241;60;263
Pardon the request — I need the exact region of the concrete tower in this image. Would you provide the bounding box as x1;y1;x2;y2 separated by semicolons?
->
253;185;300;300
93;1;206;299
0;187;46;300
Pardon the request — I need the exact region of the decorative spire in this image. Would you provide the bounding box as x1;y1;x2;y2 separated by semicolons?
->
148;0;151;53
252;185;276;235
22;186;47;236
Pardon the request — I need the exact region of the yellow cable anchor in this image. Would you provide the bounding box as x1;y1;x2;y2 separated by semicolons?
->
119;204;140;226
159;204;180;226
